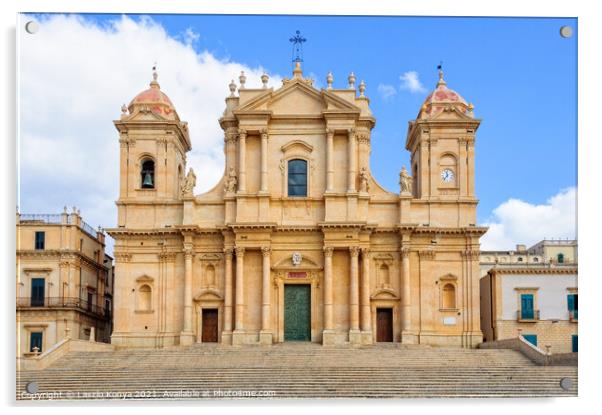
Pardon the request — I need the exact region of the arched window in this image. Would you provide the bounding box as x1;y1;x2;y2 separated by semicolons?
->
141;159;155;189
288;159;307;197
138;284;152;311
442;283;456;309
557;253;565;264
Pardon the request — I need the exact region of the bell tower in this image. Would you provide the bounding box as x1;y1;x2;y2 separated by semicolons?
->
113;68;192;228
405;67;481;225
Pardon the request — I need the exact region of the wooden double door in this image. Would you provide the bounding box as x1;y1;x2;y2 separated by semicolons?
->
201;309;218;342
376;308;393;342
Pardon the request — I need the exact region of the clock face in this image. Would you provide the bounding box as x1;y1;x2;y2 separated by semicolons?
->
441;169;455;183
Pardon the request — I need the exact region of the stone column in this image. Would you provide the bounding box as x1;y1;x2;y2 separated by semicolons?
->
323;247;334;331
222;248;234;344
233;247;245;344
360;248;372;338
347;129;356;192
349;247;361;343
238;129;247;193
325;129;334;192
260;130;269;192
180;246;194;345
260;246;272;344
400;246;412;343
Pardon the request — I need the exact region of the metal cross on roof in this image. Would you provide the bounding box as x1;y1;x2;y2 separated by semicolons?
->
289;30;306;64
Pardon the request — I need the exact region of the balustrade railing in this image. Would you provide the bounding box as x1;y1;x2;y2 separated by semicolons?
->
16;297;106;317
19;214;63;224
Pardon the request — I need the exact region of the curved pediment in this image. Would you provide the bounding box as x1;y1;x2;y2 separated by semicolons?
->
370;287;399;300
193;288;222;302
281;140;314;155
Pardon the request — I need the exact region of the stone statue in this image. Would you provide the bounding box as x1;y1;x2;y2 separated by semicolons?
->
359;167;370;192
181;168;196;197
224;167;238;193
399;166;413;195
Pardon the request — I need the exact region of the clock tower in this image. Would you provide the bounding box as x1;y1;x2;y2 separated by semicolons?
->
405;68;481;227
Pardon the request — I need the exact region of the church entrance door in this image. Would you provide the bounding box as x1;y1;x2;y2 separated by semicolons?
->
376;308;393;342
201;309;218;342
284;284;311;341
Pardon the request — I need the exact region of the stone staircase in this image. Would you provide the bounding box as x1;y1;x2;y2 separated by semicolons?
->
16;343;577;399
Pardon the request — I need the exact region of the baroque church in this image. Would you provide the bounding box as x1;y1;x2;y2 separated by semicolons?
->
107;61;486;348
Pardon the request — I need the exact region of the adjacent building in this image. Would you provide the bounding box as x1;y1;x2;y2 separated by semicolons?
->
16;208;114;356
479;239;578;353
107;62;487;348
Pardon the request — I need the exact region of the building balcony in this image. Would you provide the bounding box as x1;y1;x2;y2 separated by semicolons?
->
517;309;540;322
569;310;578;322
16;296;107;318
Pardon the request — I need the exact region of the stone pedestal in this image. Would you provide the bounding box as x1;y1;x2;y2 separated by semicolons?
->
232;330;246;346
401;331;419;345
361;331;373;345
259;330;273;345
349;329;362;345
179;332;194;346
221;331;233;345
322;330;341;346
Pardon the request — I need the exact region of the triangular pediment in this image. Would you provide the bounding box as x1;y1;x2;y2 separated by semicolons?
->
235;79;360;116
126;108;170;122
427;105;476;121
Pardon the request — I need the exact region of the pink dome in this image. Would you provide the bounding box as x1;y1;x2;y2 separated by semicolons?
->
128;70;178;120
419;70;470;119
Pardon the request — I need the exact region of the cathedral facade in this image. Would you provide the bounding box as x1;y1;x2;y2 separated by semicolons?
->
107;62;486;348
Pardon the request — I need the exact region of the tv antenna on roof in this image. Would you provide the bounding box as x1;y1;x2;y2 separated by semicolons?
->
289;30;306;68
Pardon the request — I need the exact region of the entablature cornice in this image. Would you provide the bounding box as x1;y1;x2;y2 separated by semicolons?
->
410;226;488;236
106;228;183;238
318;221;368;230
228;222;278;232
17;250;107;271
489;267;578;276
22;267;53;275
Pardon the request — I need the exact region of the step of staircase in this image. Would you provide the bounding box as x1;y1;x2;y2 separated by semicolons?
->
16;343;577;399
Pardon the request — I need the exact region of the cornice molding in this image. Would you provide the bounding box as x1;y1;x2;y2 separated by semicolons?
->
489;267;578;276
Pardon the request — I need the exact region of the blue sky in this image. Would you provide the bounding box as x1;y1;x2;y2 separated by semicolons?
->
18;13;577;250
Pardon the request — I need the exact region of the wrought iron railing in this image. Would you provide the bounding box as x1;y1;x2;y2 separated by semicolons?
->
16;297;106;317
517;309;540;321
19;214;63;224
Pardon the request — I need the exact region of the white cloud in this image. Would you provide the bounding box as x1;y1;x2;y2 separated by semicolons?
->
377;83;397;99
480;187;577;250
399;71;426;93
18;14;282;246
